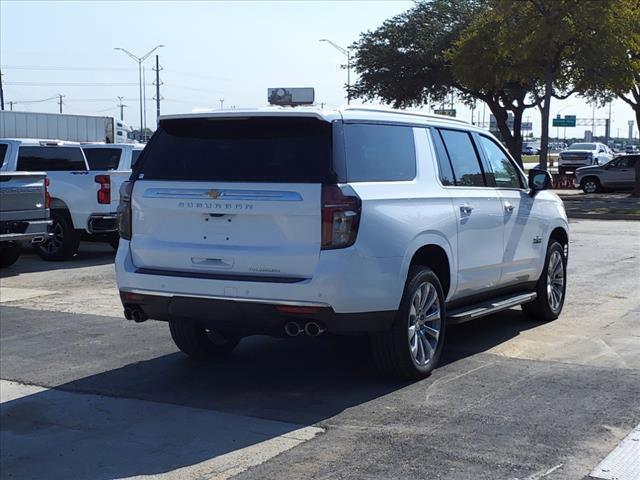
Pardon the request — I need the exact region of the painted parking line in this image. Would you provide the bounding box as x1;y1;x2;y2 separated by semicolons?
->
0;380;323;479
590;423;640;480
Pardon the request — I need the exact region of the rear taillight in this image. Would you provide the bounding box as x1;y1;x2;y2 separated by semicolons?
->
117;181;134;240
321;185;361;250
95;175;111;204
44;177;51;209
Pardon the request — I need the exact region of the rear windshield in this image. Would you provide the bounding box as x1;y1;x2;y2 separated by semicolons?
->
136;117;334;183
17;146;87;171
569;143;596;150
83;148;121;170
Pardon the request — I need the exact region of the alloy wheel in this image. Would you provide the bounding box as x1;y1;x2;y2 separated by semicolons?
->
546;250;565;312
42;221;64;254
407;281;442;366
584;180;598;193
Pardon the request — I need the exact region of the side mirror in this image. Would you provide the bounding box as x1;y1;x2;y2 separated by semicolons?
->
528;168;552;194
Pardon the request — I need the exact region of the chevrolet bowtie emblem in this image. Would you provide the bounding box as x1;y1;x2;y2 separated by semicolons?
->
206;190;222;199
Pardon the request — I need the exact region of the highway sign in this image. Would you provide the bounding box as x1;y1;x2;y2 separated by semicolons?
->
553;115;576;127
434;109;456;117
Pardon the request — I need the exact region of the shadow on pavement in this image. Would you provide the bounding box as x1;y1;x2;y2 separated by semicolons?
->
0;242;115;278
0;307;544;480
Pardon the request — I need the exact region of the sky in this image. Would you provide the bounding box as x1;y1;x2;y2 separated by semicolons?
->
1;0;638;141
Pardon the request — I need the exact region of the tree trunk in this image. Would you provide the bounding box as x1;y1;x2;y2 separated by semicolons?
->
538;74;554;171
510;105;525;167
485;101;524;167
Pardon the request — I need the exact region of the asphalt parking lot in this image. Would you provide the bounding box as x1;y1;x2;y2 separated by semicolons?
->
1;219;639;480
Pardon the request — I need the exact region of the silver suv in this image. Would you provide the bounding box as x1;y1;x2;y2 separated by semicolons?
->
116;106;569;379
575;155;639;193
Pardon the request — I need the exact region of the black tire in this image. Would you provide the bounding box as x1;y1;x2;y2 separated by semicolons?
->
581;176;601;194
169;321;240;359
0;242;21;268
370;266;446;380
109;235;120;251
34;211;80;261
522;241;567;322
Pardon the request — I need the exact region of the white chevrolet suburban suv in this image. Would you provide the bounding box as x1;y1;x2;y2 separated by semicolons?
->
115;107;569;379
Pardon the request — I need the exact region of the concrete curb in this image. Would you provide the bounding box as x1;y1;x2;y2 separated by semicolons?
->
566;213;640;221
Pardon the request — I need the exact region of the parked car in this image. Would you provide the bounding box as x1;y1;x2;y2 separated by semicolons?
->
625;144;639;154
557;142;613;175
575;155;639;193
522;143;540;155
0;139;129;260
115;106;569;379
0;165;51;267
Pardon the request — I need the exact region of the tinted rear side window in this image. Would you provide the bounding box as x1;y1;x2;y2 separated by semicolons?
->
343;124;415;182
83;148;122;170
131;150;143;167
17;147;87;171
137;117;334;183
0;144;7;168
438;129;485;187
429;129;455;186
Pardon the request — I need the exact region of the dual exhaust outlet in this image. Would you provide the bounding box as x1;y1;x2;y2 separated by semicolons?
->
123;306;148;323
284;321;326;337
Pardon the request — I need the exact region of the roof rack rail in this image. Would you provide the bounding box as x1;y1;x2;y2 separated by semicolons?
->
342;105;470;125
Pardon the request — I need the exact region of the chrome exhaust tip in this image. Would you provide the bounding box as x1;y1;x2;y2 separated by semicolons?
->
284;321;302;337
31;236;45;244
304;321;325;337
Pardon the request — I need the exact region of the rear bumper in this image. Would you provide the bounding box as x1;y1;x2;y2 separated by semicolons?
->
116;238;404;319
119;289;395;335
0;219;51;242
87;213;118;233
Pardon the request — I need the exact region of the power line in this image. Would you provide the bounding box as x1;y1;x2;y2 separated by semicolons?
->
1;65;136;71
5;81;149;87
7;95;59;104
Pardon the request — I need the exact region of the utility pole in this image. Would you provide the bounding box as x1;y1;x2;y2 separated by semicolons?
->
0;69;5;110
319;39;351;105
57;94;65;114
153;54;162;125
114;45;164;141
117;96;127;121
142;67;147;140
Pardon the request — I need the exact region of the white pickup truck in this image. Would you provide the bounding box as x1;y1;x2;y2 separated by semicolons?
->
0;139;129;260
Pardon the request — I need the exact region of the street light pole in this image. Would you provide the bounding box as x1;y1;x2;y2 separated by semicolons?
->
319;39;351;104
114;45;164;140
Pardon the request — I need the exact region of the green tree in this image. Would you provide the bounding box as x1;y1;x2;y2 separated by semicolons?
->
575;0;640;195
350;0;537;165
452;0;615;170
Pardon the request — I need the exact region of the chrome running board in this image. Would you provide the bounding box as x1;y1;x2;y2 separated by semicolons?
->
447;292;537;324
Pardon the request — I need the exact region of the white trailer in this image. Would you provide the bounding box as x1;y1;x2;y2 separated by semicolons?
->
0;111;133;143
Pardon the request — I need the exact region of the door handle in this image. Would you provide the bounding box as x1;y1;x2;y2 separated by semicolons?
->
504;202;514;213
459;204;474;215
